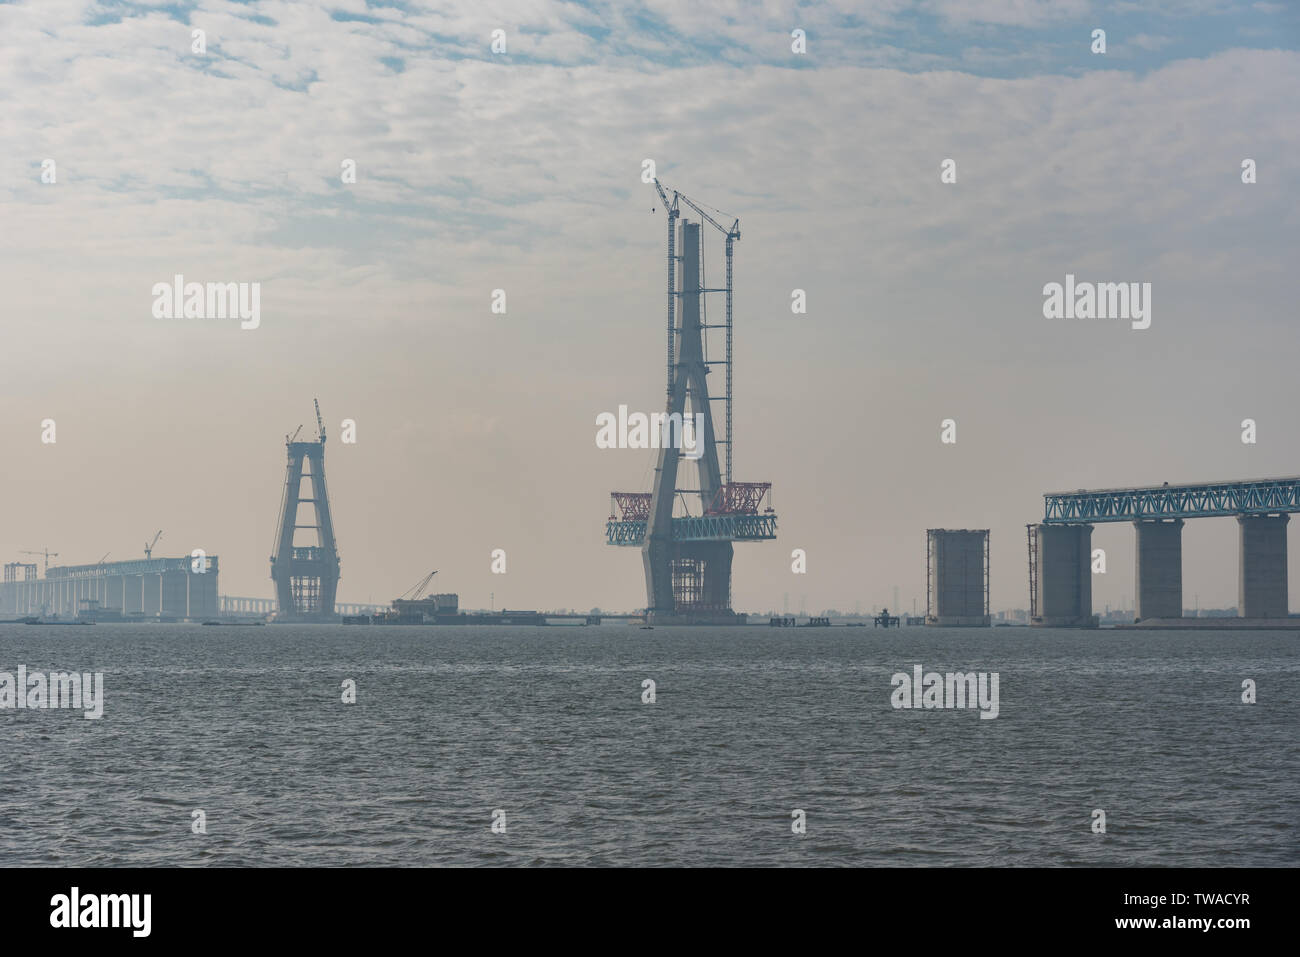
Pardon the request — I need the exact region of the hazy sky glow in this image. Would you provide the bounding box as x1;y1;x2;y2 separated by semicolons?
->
1;0;1297;614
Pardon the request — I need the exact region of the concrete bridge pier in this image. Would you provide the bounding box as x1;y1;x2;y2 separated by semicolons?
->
1031;523;1097;627
925;528;990;626
1238;514;1288;618
1134;518;1183;620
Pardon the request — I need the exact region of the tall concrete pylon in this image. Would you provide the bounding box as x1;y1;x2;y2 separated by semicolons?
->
270;404;340;621
642;221;734;621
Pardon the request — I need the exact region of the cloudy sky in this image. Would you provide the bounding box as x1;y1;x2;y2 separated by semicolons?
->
1;0;1297;615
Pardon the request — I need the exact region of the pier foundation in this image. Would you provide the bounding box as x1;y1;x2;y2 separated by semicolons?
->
1031;523;1097;627
1134;518;1183;620
1238;514;1288;618
925;529;990;626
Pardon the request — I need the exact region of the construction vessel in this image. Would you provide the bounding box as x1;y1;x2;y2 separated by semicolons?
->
386;570;460;621
605;180;777;624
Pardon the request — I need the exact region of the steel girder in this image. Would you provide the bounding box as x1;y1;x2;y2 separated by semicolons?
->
1043;477;1300;523
607;514;778;546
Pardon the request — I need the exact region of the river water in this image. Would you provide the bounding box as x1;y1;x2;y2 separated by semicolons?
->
1;623;1295;866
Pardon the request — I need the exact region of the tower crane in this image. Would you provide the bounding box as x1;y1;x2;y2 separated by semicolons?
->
652;179;741;485
652;179;680;403
20;548;58;573
674;192;740;244
144;530;162;559
314;398;326;444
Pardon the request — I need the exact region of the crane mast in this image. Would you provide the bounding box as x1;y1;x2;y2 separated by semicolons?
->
654;181;740;485
20;548;59;573
653;180;680;404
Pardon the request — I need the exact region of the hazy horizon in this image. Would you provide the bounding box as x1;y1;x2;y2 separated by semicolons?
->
3;0;1298;614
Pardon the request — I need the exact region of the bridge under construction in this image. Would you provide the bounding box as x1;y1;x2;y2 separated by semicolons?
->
605;180;777;624
1029;475;1299;626
1;555;218;621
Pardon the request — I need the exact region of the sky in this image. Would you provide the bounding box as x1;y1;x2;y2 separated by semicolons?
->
1;0;1298;615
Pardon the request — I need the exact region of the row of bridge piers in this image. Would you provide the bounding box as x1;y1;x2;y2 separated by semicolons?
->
1029;514;1290;626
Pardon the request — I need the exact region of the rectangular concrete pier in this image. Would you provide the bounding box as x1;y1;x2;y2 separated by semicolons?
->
1031;523;1097;627
1134;518;1183;621
925;529;990;626
1238;514;1288;618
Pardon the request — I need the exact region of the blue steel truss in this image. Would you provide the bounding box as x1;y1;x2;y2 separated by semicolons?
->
606;514;778;546
1043;476;1300;524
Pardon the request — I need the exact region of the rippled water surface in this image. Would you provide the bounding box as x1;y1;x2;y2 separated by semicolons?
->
0;623;1295;866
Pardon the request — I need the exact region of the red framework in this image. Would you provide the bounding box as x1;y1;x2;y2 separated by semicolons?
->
610;492;652;521
705;482;772;515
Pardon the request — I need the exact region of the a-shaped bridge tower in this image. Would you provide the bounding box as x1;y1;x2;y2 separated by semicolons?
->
605;183;776;624
270;399;341;622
